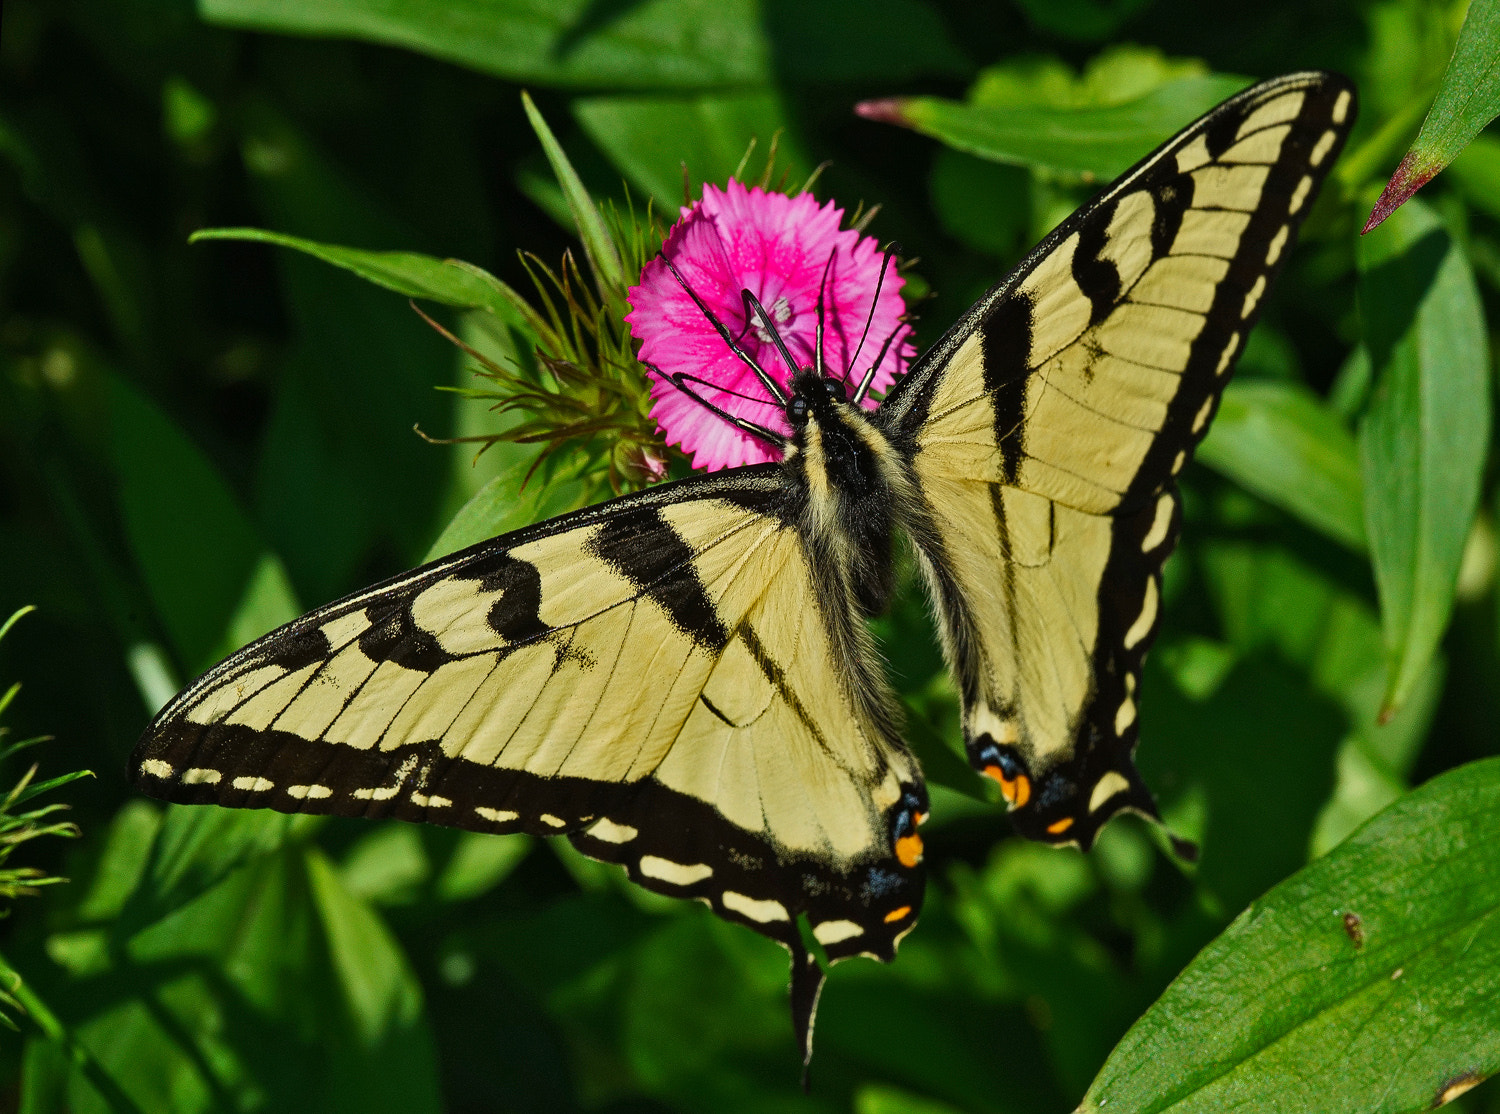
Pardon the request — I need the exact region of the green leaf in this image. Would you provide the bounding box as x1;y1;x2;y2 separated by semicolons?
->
573;90;811;210
196;0;963;90
1357;198;1490;718
199;0;772;89
106;374;300;675
857;73;1248;181
422;452;590;561
1363;0;1500;232
1080;757;1500;1114
306;848;427;1049
189;227;537;329
520;92;624;298
1196;380;1366;553
116;806;314;935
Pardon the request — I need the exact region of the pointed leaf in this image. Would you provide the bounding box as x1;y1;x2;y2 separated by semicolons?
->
520;92;625;297
1364;0;1500;231
1081;757;1500;1114
190;227;535;330
855;74;1248;180
1357;199;1490;717
1197;380;1366;552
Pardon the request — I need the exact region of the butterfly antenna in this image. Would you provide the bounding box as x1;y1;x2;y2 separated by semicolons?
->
846;242;899;386
651;363;788;450
852;318;908;405
814;248;837;381
742;289;806;384
659;254;789;406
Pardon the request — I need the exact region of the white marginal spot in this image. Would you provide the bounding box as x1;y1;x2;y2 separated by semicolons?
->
722;890;790;923
232;776;274;792
1217;332;1241;375
1126;673;1138;695
1114;696;1138;735
1241;275;1267;318
1142;494;1174;552
539;814;567;829
1265;225;1289;266
182;767;221;785
640;855;713;886
1310;129;1337;166
140;759;175;779
1170;449;1187;475
410;792;452;808
588;818;639;844
475;806;520;823
1333;89;1351;124
287;784;332;800
813;920;865;946
1288;174;1314;214
1090;771;1132;813
353;786;400;801
1125;578;1159;651
1192;395;1215;434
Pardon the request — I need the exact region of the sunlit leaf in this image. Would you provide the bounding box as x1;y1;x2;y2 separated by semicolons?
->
1080;757;1500;1114
856;74;1247;180
107;374;299;675
1357;198;1490;718
1363;0;1500;232
1197;380;1366;553
521;92;625;297
189;227;537;332
573;91;812;210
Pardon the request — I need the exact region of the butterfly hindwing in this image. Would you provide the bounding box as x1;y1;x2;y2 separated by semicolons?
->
133;466;926;1034
883;71;1356;845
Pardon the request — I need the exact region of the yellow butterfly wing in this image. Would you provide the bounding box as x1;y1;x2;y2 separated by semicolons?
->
132;467;927;1058
883;72;1356;845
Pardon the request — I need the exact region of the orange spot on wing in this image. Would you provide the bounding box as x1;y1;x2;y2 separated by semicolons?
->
983;766;1031;809
884;905;912;924
895;833;924;868
1046;817;1074;835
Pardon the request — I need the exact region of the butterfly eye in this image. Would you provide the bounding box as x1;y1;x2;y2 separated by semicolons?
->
823;377;847;401
788;397;810;426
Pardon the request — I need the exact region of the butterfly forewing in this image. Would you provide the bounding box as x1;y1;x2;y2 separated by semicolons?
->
133;466;925;1034
884;72;1356;846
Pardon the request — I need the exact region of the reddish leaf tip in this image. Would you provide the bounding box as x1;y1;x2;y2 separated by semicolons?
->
853;98;912;127
1362;152;1439;235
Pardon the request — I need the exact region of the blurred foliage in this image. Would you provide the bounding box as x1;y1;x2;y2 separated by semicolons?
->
1;0;1498;1112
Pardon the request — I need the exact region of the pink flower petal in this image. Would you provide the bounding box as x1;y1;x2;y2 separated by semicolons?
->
627;180;913;472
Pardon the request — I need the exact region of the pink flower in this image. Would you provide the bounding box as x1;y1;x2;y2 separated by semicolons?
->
626;179;913;471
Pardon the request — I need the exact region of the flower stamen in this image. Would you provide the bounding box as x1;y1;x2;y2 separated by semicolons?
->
742;289;806;381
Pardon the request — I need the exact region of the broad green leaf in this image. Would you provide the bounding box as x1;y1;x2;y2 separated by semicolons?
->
200;0;772;88
115;806;314;936
1357;198;1490;717
106;374;299;675
1363;0;1500;231
1080;757;1500;1114
306;848;427;1049
858;74;1248;181
422;452;590;560
573;91;812;210
1197;380;1366;553
521;92;624;297
197;0;963;90
190;227;537;332
432;832;532;903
